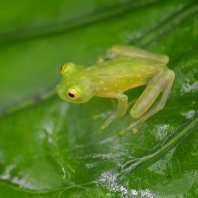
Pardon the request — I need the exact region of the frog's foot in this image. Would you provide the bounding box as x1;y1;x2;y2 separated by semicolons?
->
93;112;115;130
118;118;145;136
100;114;116;130
129;118;144;134
93;111;117;130
92;111;113;120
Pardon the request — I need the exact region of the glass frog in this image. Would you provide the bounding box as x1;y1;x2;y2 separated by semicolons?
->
56;45;175;135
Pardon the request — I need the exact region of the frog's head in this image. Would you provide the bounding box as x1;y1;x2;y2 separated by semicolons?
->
56;62;93;103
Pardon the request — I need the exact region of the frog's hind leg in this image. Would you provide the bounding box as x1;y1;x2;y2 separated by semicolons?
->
98;45;169;64
108;45;169;64
118;69;175;136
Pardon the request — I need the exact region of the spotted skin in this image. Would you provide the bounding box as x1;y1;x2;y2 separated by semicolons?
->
56;45;175;135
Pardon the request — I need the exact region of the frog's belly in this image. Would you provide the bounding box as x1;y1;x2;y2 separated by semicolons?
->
91;76;150;95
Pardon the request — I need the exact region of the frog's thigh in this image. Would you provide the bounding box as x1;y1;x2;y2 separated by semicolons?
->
130;69;175;119
100;94;128;130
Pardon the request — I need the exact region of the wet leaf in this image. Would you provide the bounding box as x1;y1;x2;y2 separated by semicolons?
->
0;0;198;197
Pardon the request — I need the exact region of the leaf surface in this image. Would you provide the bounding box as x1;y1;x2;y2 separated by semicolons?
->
0;0;198;197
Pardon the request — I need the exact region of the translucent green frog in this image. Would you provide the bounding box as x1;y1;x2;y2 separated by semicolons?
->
56;45;175;135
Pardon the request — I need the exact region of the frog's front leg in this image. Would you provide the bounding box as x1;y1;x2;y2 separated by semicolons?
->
94;94;128;130
119;69;175;135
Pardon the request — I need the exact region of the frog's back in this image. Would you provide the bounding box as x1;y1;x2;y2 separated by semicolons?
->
84;56;168;95
85;56;167;77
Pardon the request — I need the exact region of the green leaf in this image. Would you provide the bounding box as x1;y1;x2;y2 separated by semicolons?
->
0;0;198;197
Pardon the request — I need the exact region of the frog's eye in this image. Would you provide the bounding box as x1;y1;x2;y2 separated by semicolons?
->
60;62;78;75
67;88;79;100
60;63;67;74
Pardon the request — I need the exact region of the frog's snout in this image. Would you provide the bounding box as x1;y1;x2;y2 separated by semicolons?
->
56;84;65;99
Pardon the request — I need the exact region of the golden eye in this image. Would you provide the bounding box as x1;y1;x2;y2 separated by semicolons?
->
67;88;79;100
60;63;67;74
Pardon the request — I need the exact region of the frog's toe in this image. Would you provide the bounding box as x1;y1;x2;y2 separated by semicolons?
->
100;115;116;130
129;119;144;134
117;119;144;136
132;127;139;134
118;129;127;136
100;124;106;130
92;111;112;120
